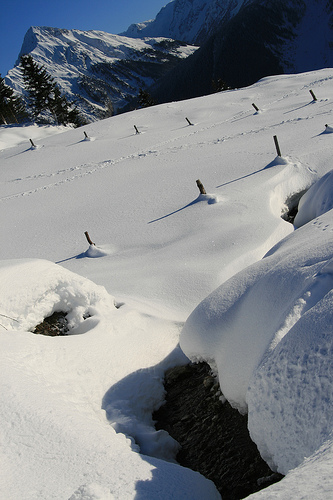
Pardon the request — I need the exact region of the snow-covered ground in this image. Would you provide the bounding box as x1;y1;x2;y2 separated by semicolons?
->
1;68;333;499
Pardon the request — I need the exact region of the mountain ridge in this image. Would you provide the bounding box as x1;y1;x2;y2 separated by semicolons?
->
147;0;333;104
5;0;333;122
5;26;197;121
121;0;246;45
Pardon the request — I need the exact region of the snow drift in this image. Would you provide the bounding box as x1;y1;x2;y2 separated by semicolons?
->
294;169;333;227
181;175;333;477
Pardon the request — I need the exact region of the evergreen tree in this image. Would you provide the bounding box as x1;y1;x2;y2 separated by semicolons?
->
67;106;87;128
137;88;157;108
212;78;230;93
20;54;54;120
20;54;85;127
0;75;27;125
49;85;68;124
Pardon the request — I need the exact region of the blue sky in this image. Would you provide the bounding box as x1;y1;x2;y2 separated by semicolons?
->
0;0;169;77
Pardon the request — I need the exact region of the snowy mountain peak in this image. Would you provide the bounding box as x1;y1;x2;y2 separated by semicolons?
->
6;26;198;121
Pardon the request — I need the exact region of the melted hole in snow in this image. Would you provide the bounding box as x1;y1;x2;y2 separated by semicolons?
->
32;311;69;336
153;362;283;499
281;189;308;224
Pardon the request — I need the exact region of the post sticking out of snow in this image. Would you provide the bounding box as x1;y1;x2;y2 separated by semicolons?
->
252;103;259;112
309;89;317;101
134;125;140;134
196;179;207;195
84;231;95;246
186;117;193;126
84;131;89;139
273;135;282;157
29;138;36;148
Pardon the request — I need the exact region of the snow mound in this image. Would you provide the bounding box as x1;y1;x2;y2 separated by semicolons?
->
85;244;110;258
266;155;290;168
0;259;115;333
180;206;333;474
248;284;333;474
197;193;219;204
83;135;96;142
294;169;333;227
324;124;333;133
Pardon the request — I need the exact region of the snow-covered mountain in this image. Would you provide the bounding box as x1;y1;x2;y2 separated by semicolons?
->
142;0;333;103
122;0;245;45
6;1;333;124
5;26;197;121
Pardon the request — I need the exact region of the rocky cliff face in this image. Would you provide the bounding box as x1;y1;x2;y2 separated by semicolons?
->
149;0;333;103
5;26;197;121
122;0;246;45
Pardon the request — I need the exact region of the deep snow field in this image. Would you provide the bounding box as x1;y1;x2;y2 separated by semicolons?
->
1;68;333;499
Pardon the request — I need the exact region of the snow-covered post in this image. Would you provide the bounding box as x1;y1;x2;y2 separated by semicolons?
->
186;117;193;126
273;135;282;157
309;89;317;101
29;138;36;148
252;103;259;112
196;179;207;195
84;231;95;246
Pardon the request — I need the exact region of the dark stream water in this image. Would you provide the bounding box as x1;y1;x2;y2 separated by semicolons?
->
153;362;283;499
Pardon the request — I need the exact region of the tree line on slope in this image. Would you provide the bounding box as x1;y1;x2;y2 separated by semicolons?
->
0;75;27;125
0;55;86;127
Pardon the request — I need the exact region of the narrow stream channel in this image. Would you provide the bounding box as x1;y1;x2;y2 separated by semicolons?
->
152;193;307;498
153;362;283;499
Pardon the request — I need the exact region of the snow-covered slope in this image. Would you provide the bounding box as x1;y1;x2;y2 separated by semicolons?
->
181;175;333;487
1;68;333;499
5;26;197;121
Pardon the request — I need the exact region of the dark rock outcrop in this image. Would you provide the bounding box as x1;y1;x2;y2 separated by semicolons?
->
153;362;283;499
150;0;333;104
32;311;68;336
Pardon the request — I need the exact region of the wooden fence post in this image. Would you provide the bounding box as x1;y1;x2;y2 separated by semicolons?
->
134;125;140;134
273;135;282;157
84;231;95;246
186;117;193;126
309;89;317;101
252;103;259;112
196;179;207;195
29;138;36;148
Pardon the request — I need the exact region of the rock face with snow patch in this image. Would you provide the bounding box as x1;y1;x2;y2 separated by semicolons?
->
153;362;283;498
122;0;245;45
5;26;197;121
149;0;333;102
